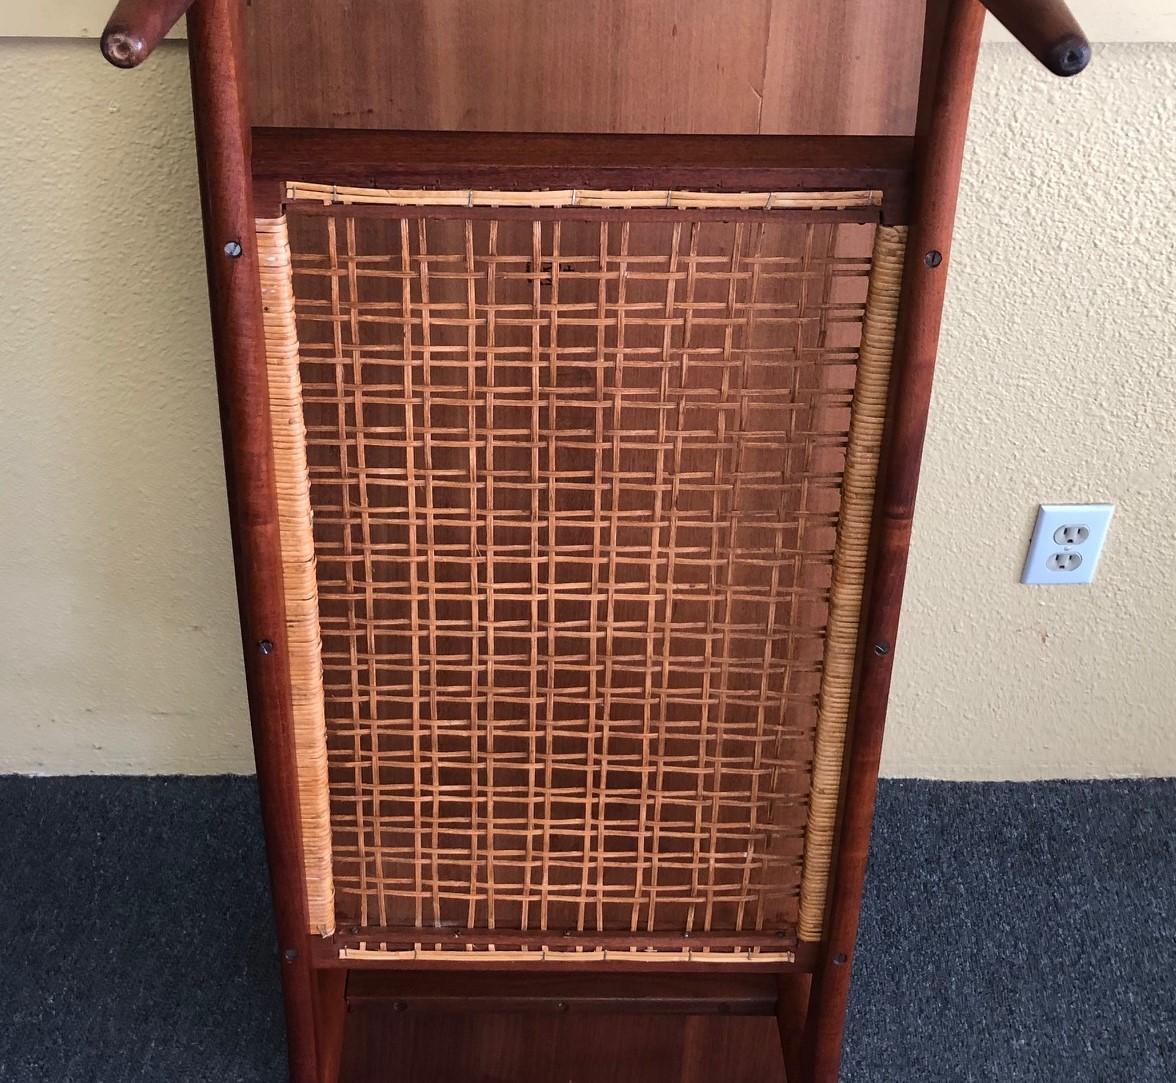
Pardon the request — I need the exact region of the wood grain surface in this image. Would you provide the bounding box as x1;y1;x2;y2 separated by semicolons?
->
244;0;925;135
339;1007;786;1082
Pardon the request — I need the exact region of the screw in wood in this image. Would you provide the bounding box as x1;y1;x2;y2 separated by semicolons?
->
924;250;943;268
224;240;243;258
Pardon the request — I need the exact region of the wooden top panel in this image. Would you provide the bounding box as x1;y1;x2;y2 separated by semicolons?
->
244;0;925;136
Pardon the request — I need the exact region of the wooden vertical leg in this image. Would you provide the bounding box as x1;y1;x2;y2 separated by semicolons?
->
775;974;812;1081
185;1;323;1079
314;969;348;1083
796;2;986;1080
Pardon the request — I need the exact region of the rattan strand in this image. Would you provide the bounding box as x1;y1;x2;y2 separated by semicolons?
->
796;225;908;942
338;945;794;964
286;181;883;212
257;216;336;935
283;203;882;957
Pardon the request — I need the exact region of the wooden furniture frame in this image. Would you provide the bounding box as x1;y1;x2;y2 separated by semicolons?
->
100;2;1090;1080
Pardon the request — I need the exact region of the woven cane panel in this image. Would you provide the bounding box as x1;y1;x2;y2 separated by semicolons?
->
284;205;877;947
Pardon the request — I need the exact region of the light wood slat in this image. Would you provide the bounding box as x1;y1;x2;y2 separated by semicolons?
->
285;182;885;211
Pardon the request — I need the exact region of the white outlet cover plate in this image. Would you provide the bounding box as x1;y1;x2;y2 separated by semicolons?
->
1022;503;1115;585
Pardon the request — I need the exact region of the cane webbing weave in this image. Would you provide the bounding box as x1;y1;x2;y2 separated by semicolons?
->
265;198;903;960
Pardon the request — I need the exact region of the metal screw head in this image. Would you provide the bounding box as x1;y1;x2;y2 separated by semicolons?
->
873;642;890;657
283;948;298;962
833;952;848;966
224;240;243;258
258;639;274;655
924;250;943;268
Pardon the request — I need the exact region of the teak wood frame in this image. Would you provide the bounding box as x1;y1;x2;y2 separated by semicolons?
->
102;0;1089;1079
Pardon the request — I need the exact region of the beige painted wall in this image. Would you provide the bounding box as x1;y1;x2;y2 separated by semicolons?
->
887;43;1176;778
0;40;251;774
0;38;1173;778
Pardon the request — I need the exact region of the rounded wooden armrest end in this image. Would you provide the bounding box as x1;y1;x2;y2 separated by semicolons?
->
981;0;1092;78
1047;33;1092;77
101;27;150;69
100;0;196;69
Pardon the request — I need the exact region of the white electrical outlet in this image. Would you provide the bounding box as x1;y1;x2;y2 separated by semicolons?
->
1022;504;1114;585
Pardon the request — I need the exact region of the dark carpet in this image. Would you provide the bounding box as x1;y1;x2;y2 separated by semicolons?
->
0;777;1172;1082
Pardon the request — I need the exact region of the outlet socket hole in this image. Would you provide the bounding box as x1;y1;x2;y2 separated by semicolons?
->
1047;552;1083;572
1053;524;1090;545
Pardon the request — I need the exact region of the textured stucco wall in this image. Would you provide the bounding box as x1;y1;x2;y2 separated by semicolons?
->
0;39;1173;777
0;40;251;773
884;43;1176;778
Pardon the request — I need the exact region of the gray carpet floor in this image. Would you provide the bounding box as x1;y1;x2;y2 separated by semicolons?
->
0;777;1172;1081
